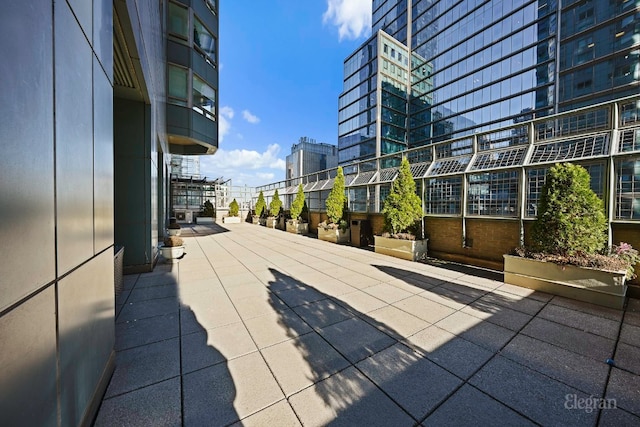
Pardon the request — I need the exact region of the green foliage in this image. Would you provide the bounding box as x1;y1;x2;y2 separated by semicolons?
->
269;189;282;217
229;198;239;217
381;157;423;235
326;167;346;224
255;191;266;217
290;184;306;220
202;199;215;217
531;163;607;256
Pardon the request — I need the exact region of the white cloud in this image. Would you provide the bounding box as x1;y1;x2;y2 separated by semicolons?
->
323;0;372;41
218;106;234;143
256;172;275;181
201;143;286;173
242;109;260;124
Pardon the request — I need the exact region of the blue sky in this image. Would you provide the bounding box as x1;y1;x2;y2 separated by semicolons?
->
199;0;372;187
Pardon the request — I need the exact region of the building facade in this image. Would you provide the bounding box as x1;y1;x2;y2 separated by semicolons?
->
286;136;339;180
259;0;639;269
338;0;639;165
0;1;218;425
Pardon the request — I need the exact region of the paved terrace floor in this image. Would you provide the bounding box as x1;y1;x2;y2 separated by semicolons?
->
95;223;640;426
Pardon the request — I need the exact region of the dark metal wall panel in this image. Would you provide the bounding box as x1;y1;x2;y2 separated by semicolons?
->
58;250;115;426
55;2;96;275
0;0;56;311
0;287;57;426
94;58;115;253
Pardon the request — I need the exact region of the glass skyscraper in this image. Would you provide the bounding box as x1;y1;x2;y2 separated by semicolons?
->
338;0;639;165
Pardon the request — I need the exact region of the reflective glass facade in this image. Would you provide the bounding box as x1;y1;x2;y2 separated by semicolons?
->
338;0;639;165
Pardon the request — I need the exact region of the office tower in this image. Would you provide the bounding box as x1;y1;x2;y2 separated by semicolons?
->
338;0;639;164
286;137;339;179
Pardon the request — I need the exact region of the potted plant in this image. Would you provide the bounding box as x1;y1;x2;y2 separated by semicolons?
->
160;236;185;263
197;199;215;224
167;222;181;236
286;184;309;234
253;191;266;224
223;198;241;224
318;166;350;243
266;189;282;229
374;157;427;261
504;162;638;309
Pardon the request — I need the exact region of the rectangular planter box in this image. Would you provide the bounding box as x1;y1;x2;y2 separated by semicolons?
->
374;236;428;261
196;217;214;224
252;216;260;224
503;255;627;309
286;220;309;235
318;227;350;244
266;217;278;228
222;216;241;224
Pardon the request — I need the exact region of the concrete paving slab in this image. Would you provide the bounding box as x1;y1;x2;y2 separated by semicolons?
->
95;378;181;427
115;312;179;351
293;299;355;330
105;338;180;398
598;406;640;426
244;308;312;349
438;311;516;352
421;286;478;309
495;283;554;302
180;300;241;334
522;317;616;361
318;317;397;363
261;332;350;396
461;300;533;331
393;295;456;323
501;334;609;396
605;367;640;417
127;283;178;303
116;297;180;323
470;356;597;426
356;343;462;419
181;322;257;374
613;342;640;376
620;323;640;347
364;283;414;304
538;303;621;337
550;295;624;321
625;298;640;327
423;383;536;426
288;365;414;426
232;294;288;320
333;291;388;314
133;272;177;289
275;286;328;307
231;400;301;427
366;305;430;337
182;352;284;426
476;290;547;315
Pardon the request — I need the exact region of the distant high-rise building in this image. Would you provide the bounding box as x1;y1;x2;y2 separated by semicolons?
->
286;137;338;179
338;0;639;166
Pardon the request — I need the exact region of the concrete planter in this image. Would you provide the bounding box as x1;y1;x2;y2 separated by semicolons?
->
160;245;184;263
266;217;278;228
223;216;241;224
374;236;428;261
252;216;260;224
286;220;309;235
503;255;627;309
167;228;181;236
196;217;214;224
318;227;350;244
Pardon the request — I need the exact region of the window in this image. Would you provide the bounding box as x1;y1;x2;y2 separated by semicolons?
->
615;158;640;219
467;171;519;217
192;74;216;120
426;177;462;215
168;64;188;106
194;18;216;63
168;2;188;39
